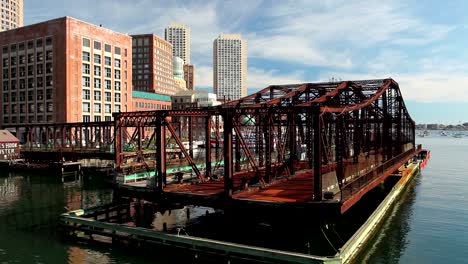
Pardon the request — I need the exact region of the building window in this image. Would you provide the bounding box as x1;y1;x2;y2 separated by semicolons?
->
37;103;44;113
94;54;101;64
82;51;90;61
105;116;112;121
115;46;121;55
115;81;121;91
82;89;90;100
105;80;111;90
94;116;101;122
94;78;101;88
115;104;121;112
105;68;111;78
94;90;101;101
94;103;101;113
82;102;90;113
83;115;90;122
83;38;90;47
104;56;111;66
105;104;111;113
105;92;111;102
105;44;111;53
46;37;52;46
82;76;90;87
115;69;120;79
46;51;53;61
115;58;121;68
46;89;53;100
94;41;101;50
82;63;90;74
94;65;101;76
114;93;121;103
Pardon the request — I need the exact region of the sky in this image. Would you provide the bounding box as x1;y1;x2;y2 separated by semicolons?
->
23;0;468;124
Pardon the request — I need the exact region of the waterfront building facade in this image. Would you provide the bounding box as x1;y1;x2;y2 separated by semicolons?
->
0;0;23;32
213;34;247;101
131;34;179;96
0;16;132;126
132;90;171;111
164;23;190;65
183;64;194;90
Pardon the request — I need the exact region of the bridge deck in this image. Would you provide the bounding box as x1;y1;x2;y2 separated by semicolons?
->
233;170;314;203
117;149;420;214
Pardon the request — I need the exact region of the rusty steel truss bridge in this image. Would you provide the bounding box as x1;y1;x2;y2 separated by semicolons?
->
1;78;419;214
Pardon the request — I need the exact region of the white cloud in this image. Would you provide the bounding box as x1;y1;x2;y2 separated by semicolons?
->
317;71;468;103
24;0;464;103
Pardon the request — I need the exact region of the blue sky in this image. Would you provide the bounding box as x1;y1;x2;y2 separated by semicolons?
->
24;0;468;124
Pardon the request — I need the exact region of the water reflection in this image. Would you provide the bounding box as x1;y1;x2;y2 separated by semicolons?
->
359;175;418;263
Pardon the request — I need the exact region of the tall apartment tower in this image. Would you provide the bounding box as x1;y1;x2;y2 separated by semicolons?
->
0;16;132;126
164;23;190;65
213;34;247;101
0;0;23;32
131;34;180;96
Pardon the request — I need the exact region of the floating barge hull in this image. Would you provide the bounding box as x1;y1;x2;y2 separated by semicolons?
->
60;151;429;263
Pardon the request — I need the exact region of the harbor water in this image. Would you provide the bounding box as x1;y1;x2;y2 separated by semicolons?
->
1;133;467;263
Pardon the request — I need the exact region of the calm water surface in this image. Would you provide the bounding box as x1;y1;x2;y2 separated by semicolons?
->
362;134;468;263
0;134;467;263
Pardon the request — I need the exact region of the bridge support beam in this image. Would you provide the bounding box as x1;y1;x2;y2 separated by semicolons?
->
223;112;233;197
313;107;322;201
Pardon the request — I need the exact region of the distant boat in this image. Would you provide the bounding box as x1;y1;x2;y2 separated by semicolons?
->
418;130;430;137
453;133;464;138
440;131;448;136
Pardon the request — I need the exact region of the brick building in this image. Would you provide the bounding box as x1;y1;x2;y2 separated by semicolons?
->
0;16;132;126
183;64;194;90
131;34;179;96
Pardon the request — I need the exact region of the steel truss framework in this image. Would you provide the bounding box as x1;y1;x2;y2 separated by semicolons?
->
1;121;115;161
113;78;416;204
0;78;416;208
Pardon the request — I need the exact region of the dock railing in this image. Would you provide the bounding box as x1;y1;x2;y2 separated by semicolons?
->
339;147;419;202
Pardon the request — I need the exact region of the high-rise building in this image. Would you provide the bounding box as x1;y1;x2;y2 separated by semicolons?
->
0;16;132;126
183;64;194;90
213;34;247;101
164;23;190;64
0;0;23;32
131;34;180;96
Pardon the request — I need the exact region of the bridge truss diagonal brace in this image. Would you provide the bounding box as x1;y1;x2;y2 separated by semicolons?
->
165;121;203;181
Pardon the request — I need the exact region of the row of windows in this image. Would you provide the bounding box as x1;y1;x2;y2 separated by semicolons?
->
2;89;53;102
2;37;53;54
82;102;116;114
82;90;121;102
82;115;113;122
134;102;169;110
82;52;121;67
3;102;54;114
2;51;53;67
83;38;122;55
82;64;121;78
3;63;53;79
3;115;55;124
82;76;121;90
2;76;53;91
